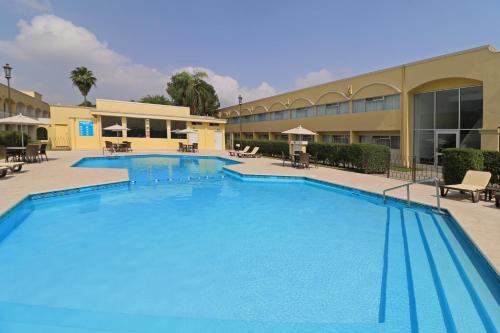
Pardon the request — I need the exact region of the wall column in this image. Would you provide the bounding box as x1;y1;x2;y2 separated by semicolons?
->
166;120;171;139
121;117;127;138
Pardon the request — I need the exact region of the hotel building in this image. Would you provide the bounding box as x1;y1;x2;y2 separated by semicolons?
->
218;45;500;165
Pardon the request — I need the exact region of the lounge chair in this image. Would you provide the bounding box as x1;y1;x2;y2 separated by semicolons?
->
238;147;260;158
0;166;8;178
229;146;249;156
0;161;24;172
440;170;492;203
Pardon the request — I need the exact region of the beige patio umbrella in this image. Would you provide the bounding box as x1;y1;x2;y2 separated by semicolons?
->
282;125;317;140
0;113;41;146
103;123;130;144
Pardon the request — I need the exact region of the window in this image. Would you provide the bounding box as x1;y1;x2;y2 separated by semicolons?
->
390;136;400;149
36;127;48;140
257;133;268;140
171;120;187;139
101;116;122;137
149;119;167;138
126;118;146;138
460;86;483;129
191;122;202;125
436;89;459;129
241;115;253;123
414;92;434;129
209;123;219;127
271;110;289;121
254;113;269;122
322;134;349;144
353;94;400;113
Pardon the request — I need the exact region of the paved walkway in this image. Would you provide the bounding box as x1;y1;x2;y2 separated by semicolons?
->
1;150;499;273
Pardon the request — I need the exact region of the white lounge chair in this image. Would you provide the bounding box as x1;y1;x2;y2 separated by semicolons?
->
229;146;249;156
238;147;260;158
0;166;8;178
440;170;491;202
0;161;24;173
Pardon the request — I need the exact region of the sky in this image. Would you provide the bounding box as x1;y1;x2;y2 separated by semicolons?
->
0;0;499;107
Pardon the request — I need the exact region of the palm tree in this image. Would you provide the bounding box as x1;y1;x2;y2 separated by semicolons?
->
138;94;172;105
166;71;220;116
70;67;97;105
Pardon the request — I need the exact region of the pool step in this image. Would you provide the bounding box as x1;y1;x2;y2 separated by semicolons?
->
402;209;494;333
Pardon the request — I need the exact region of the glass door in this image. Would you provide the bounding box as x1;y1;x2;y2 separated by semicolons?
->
435;130;459;166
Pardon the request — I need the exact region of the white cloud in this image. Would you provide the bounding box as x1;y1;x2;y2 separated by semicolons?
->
294;68;334;88
15;0;53;12
0;14;277;107
176;67;278;107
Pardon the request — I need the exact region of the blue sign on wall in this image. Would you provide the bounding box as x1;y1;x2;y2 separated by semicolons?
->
79;121;94;137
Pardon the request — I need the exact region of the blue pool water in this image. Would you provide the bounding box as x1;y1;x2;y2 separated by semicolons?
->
0;155;498;333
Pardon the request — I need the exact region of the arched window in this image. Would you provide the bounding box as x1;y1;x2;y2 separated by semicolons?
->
37;127;48;140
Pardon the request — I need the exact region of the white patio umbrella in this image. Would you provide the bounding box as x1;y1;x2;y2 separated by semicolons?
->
174;128;196;134
0;113;41;146
103;123;130;144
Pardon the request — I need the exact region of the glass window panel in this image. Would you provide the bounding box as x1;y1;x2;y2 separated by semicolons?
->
372;136;391;147
316;105;326;116
333;135;349;144
390;136;400;149
322;134;332;143
460;86;483;129
353;100;366;113
171;120;187;139
340;102;349;114
366;98;384;112
325;103;340;115
414;92;434;129
384;94;400;110
149;119;167;138
101;116;122;137
460;130;481;149
414;130;434;165
436;89;459;129
359;135;371;143
126;118;146;138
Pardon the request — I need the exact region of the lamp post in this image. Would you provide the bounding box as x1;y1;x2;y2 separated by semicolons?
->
3;63;13;117
238;94;242;149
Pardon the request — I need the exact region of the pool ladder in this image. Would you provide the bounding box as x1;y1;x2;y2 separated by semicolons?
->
382;177;442;213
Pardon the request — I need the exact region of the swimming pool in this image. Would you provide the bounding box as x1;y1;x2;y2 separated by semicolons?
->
0;155;498;332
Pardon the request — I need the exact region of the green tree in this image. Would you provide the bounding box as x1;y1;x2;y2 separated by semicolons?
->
69;66;97;104
166;71;220;116
138;94;172;105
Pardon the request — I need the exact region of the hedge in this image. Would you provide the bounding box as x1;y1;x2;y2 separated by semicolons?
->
482;150;500;184
442;148;484;185
236;139;390;174
0;131;29;147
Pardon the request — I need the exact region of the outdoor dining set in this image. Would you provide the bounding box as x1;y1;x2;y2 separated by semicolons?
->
282;151;317;169
178;142;199;153
1;144;48;163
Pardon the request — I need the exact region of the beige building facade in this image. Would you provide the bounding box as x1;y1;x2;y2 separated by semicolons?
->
218;45;500;165
0;83;51;141
49;99;226;151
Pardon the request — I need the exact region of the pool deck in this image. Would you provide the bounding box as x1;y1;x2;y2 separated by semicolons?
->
1;149;499;273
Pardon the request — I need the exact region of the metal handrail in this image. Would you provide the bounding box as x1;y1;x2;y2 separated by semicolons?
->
383;176;442;213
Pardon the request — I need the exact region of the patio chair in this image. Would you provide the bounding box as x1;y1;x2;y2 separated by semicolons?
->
39;143;48;161
238;147;260;158
229;146;249;156
192;143;199;152
25;144;41;163
298;152;310;169
104;141;115;154
125;141;132;152
0;166;8;178
178;142;184;152
440;170;491;203
281;151;292;166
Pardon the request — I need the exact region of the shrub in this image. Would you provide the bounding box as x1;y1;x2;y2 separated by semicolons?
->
442;148;484;185
235;139;390;174
482;150;500;184
236;139;288;157
0;131;29;147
